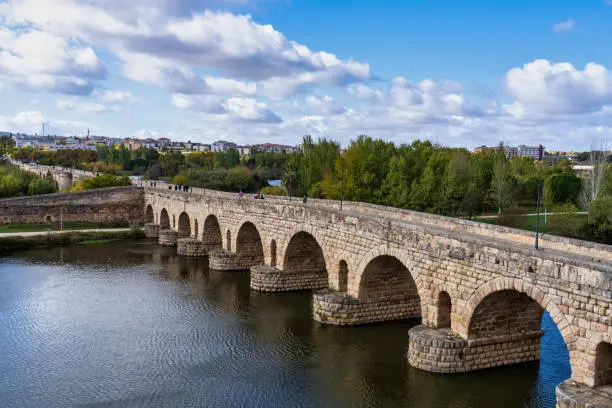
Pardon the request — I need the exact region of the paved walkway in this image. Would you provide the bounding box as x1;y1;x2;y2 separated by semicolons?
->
0;228;131;238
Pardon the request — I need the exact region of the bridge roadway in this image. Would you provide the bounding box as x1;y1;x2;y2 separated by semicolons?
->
143;185;612;407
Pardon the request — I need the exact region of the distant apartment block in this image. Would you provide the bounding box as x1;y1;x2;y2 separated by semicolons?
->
252;143;297;153
474;144;545;160
212;140;238;152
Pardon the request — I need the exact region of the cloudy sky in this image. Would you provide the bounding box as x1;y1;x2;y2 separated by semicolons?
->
0;0;611;149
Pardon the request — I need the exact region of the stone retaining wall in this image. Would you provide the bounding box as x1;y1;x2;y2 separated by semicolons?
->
177;238;208;257
312;291;421;325
0;186;143;226
144;223;160;238
407;326;543;373
250;265;328;292
158;229;178;247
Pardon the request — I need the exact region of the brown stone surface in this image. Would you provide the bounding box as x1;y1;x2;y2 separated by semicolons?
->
177;238;207;257
208;249;254;271
158;229;178;247
144;223;160;238
407;325;543;373
251;265;328;292
313;291;420;325
556;380;612;408
0;186;143;226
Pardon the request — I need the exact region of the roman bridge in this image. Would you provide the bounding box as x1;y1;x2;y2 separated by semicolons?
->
10;159;95;190
143;185;612;407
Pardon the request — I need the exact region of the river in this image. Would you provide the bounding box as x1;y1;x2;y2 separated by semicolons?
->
0;240;571;407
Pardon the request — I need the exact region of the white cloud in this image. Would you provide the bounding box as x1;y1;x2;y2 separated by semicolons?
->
0;26;106;95
0;110;98;135
552;18;575;33
504;59;612;116
304;95;346;115
98;90;140;102
0;3;371;97
56;99;75;110
172;94;281;123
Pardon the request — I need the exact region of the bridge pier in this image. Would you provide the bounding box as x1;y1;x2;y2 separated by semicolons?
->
208;249;258;271
177;238;207;257
556;380;612;408
407;325;543;373
250;265;328;292
312;291;421;325
158;229;178;247
144;223;160;238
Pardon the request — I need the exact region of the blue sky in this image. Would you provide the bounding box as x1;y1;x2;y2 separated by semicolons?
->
1;0;611;150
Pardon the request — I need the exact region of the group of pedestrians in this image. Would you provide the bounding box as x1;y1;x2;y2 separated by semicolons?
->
167;184;190;193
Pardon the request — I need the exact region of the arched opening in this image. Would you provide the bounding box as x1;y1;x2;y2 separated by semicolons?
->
283;231;327;284
468;290;544;339
194;219;199;239
236;222;264;265
338;260;348;292
178;212;191;238
357;255;421;318
595;342;612;387
437;291;451;329
467;289;571;375
270;240;277;267
160;209;170;229
202;215;222;249
226;230;231;251
145;205;154;223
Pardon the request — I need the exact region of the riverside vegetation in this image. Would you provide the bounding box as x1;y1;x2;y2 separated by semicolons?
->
5;135;612;243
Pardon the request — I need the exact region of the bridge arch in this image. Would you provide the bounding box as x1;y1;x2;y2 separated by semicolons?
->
354;254;422;320
280;228;328;286
145;205;154;223
278;223;330;272
202;214;222;249
461;277;576;352
270;240;277;267
350;244;427;307
595;341;612;387
178;212;191;238
235;221;264;265
436;291;452;329
160;208;170;229
338;260;348;292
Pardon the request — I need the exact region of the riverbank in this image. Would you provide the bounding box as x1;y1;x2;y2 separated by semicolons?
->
0;228;144;254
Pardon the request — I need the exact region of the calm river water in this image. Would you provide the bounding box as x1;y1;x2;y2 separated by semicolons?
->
0;240;571;408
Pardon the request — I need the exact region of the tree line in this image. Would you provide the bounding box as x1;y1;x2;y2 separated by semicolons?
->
283;136;611;243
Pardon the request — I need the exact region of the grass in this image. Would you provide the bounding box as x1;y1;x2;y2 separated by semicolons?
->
0;229;144;255
473;213;588;236
0;221;127;233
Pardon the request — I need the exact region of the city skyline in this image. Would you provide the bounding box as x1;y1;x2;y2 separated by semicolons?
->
1;0;612;150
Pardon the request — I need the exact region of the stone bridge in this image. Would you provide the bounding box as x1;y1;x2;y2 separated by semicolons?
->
144;186;612;407
11;160;96;190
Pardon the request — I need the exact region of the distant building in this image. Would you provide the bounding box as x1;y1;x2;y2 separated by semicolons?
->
237;146;253;156
474;144;544;160
252;143;297;153
517;145;544;160
212;140;237;152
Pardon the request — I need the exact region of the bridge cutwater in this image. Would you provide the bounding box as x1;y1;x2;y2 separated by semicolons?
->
7;161;612;407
